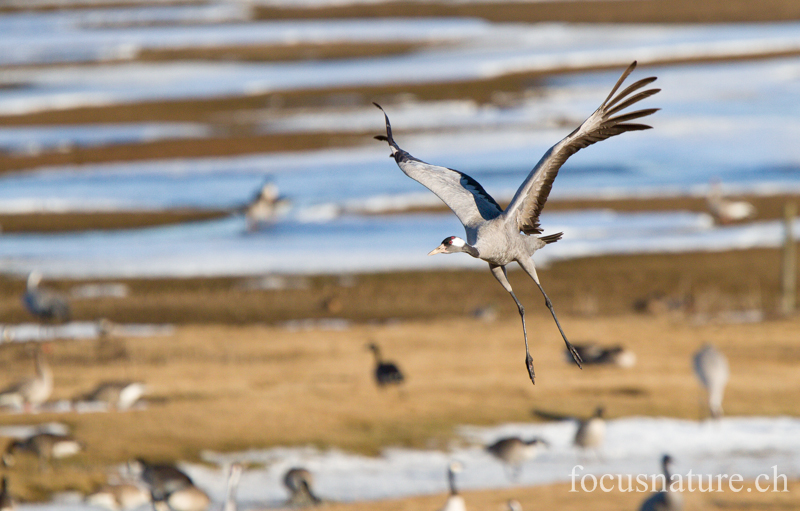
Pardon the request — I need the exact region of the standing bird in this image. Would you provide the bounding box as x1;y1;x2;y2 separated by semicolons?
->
222;463;243;511
0;349;53;411
574;406;606;454
82;381;147;410
2;432;83;470
375;62;659;384
568;343;636;368
22;271;70;323
439;462;466;511
533;406;605;455
163;485;210;511
244;182;291;232
639;454;682;511
366;343;404;388
283;467;321;507
130;458;211;511
706;180;756;225
486;436;547;480
693;344;729;419
0;477;15;511
86;482;150;511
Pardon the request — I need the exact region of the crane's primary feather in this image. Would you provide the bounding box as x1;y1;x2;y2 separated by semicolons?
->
503;61;660;235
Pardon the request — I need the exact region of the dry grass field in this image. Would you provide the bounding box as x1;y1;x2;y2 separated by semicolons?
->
1;290;799;503
0;244;793;325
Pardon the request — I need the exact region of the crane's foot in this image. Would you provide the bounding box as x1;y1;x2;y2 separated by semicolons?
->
526;352;536;385
565;340;583;369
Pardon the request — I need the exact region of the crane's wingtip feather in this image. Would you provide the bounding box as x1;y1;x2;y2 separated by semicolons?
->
374;135;388;142
372;102;383;110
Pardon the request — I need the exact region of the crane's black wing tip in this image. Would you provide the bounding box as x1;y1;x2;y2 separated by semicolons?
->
373;103;398;149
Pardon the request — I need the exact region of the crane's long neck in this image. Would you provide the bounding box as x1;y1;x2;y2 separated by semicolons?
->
223;466;241;511
300;480;321;504
27;273;40;291
448;468;458;496
460;243;479;258
370;346;382;364
662;460;672;490
35;352;51;382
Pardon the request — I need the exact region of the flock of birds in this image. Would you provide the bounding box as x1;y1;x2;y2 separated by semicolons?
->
0;60;744;511
0;314;729;511
361;339;729;511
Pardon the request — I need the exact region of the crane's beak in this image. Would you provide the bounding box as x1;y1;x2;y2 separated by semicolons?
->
427;243;447;256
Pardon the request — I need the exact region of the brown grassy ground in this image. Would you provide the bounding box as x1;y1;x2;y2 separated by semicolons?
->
8;0;800;22
137;41;433;64
1;310;799;501
0;244;792;324
254;0;800;23
0;210;231;233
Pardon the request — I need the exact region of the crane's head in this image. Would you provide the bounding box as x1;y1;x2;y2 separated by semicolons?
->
427;236;466;255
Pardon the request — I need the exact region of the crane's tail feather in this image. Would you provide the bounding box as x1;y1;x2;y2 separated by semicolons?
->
539;232;563;244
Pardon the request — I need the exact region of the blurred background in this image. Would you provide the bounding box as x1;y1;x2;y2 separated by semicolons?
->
0;0;800;510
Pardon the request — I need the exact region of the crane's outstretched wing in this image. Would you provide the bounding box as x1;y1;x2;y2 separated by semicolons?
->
373;103;503;230
503;61;660;235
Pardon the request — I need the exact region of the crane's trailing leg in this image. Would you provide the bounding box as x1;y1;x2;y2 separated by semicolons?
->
517;258;582;369
490;265;536;384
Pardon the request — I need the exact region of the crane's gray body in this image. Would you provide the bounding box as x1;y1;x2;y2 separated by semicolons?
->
391;151;549;267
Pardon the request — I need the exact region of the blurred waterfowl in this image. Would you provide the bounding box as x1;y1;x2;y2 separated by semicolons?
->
130;458;191;499
162;485;210;511
366;343;404;387
693;344;729;419
568;343;636;368
22;271;70;323
131;459;209;511
2;432;83;470
283;467;321;507
486;436;547;480
506;500;521;511
86;482;150;511
0;477;15;511
222;463;242;511
707;180;756;224
439;462;465;511
375;61;659;384
82;381;147;410
533;406;606;454
639;454;682;511
244;182;291;231
574;406;606;453
0;349;53;410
